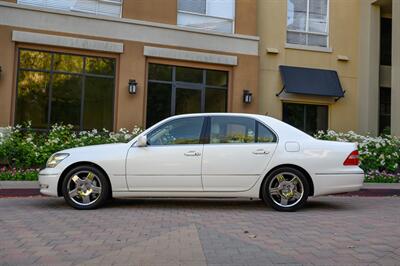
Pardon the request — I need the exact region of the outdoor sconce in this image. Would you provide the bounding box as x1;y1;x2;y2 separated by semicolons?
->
0;66;2;79
128;79;138;94
243;90;252;104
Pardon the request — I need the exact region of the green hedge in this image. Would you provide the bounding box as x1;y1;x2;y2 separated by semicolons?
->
315;130;400;183
0;123;142;180
0;168;39;181
1;125;399;183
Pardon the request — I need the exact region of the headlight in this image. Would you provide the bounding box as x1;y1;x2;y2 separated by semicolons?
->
46;153;69;168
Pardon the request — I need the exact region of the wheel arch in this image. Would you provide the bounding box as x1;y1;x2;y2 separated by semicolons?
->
259;164;314;198
57;161;112;198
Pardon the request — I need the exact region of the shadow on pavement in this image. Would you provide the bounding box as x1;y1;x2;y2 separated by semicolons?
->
17;196;356;212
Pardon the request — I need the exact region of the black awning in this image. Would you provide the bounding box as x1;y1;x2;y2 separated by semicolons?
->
278;65;345;98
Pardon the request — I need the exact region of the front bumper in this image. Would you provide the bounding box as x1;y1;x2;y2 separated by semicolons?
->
313;172;364;196
38;168;62;197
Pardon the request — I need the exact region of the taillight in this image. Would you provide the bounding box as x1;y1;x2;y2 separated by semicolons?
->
343;150;360;166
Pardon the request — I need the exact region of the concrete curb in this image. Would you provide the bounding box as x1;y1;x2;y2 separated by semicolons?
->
0;181;399;198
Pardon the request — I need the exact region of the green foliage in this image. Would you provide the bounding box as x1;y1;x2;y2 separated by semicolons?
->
0;123;143;170
0;167;39;181
315;130;400;183
1;126;399;183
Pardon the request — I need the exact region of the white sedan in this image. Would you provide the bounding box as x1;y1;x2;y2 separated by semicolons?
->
39;113;364;211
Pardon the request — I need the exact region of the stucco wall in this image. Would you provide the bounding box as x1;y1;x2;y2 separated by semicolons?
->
0;26;16;127
122;0;177;25
257;0;360;133
0;24;259;130
122;0;257;36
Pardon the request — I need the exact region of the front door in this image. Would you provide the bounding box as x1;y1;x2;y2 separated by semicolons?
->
126;116;206;191
202;116;278;192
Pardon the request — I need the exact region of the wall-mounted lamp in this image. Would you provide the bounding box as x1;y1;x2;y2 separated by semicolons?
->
0;66;2;79
128;79;137;94
243;90;252;104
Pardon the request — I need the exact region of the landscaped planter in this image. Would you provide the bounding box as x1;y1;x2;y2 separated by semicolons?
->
315;130;400;183
1;125;399;183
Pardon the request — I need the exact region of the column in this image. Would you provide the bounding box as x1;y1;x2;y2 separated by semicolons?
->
358;1;380;135
391;0;400;136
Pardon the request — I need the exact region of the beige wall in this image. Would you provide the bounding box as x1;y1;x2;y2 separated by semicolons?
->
122;0;177;25
4;0;257;37
235;0;257;36
122;0;257;36
0;24;259;130
0;26;16;126
257;0;360;132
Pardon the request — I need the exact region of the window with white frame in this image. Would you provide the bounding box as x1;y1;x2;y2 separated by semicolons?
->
177;0;235;34
17;0;123;18
287;0;329;47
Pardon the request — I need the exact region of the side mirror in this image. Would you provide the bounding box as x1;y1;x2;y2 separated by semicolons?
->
136;135;147;147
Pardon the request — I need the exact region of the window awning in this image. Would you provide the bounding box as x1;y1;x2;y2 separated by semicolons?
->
278;65;345;99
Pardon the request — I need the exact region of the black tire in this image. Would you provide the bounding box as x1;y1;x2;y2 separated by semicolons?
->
261;167;309;212
62;165;110;210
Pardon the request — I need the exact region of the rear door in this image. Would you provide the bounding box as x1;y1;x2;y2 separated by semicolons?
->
201;116;278;191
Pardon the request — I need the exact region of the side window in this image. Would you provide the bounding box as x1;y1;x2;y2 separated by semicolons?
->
147;117;204;146
210;117;256;144
257;122;277;143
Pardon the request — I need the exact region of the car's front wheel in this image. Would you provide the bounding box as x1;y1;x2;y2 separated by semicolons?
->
261;167;309;212
62;165;110;210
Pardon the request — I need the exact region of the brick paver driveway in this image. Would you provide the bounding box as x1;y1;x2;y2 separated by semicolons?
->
0;196;399;266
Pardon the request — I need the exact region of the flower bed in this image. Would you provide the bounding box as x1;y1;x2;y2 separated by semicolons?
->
0;123;143;181
315;130;400;183
1;125;399;183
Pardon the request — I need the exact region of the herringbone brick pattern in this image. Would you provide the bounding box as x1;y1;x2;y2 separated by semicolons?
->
0;196;399;265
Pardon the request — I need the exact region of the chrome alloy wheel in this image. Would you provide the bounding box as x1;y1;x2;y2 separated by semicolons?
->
66;171;102;206
268;172;304;208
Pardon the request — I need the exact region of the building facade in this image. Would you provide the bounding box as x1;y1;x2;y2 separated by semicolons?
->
258;0;399;136
0;0;259;131
0;0;398;136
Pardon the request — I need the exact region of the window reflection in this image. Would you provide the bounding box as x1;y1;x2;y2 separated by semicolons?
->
146;64;228;127
83;77;114;130
147;117;205;145
205;88;227;112
15;71;50;129
282;103;328;135
210;117;256;144
15;49;115;130
86;57;115;75
53;54;83;73
19;50;52;71
50;74;82;129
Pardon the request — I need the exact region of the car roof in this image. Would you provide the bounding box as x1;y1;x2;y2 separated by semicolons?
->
170;112;263;119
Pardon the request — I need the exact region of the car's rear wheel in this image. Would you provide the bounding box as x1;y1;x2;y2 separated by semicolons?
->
62;165;110;210
261;167;309;212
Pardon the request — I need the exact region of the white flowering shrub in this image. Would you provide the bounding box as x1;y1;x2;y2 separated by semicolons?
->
0;127;11;145
315;130;400;183
0;123;143;171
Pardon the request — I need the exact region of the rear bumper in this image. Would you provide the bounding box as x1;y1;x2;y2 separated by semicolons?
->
38;168;62;197
313;172;364;196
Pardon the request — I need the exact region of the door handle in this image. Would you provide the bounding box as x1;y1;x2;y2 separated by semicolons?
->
252;149;270;155
184;151;201;156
